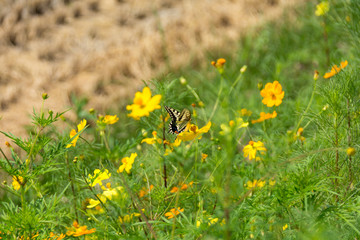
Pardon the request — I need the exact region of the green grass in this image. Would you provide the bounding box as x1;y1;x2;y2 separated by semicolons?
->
1;0;360;239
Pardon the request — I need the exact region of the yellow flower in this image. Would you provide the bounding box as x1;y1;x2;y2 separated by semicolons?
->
141;131;162;145
245;179;266;190
66;119;87;148
240;108;252;117
251;111;277;124
87;169;111;187
260;81;285;107
323;60;348;79
347;147;356;156
164;207;184;219
315;1;329;16
243;141;266;161
103;115;119;124
118;153;137;174
208;217;219;226
282;224;288;231
126;87;162;120
269;179;276;186
12;176;24;191
294;127;306;142
66;221;96;237
177;122;211;141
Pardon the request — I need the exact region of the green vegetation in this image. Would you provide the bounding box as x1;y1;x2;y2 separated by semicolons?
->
1;1;359;239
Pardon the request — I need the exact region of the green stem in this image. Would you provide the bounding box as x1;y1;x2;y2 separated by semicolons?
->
229;71;244;95
296;81;317;131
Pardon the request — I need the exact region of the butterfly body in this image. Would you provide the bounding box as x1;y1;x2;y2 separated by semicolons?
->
164;106;191;134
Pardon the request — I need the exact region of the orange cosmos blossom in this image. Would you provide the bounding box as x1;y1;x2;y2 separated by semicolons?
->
323;60;348;79
126;87;162;120
260;81;284;107
66;221;95;237
251;111;277;124
164;207;184;219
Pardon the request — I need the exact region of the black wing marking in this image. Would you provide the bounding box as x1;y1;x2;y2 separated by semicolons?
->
165;106;180;134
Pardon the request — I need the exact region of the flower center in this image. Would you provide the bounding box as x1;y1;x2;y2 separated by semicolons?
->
271;93;277;100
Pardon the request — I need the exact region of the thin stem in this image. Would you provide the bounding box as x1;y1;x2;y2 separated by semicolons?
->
296;81;317;131
209;77;224;122
162;114;167;188
228;71;244;95
118;173;157;239
66;153;78;223
346;99;353;185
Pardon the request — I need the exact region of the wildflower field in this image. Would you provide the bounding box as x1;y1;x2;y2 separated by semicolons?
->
1;1;360;239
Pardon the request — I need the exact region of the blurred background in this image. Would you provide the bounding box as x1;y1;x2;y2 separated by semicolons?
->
0;0;300;142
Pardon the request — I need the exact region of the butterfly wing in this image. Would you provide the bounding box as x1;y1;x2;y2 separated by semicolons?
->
176;109;191;133
164;106;191;134
165;106;181;134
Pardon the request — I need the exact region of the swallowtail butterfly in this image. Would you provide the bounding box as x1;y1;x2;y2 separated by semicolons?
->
164;106;191;134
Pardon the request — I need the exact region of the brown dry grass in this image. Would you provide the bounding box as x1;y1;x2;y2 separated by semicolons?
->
0;0;303;144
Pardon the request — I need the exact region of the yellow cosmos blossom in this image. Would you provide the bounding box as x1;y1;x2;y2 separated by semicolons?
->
260;81;285;107
245;179;266;190
177;122;211;141
66;119;87;148
66;221;95;237
164;207;184;219
141;131;162;145
12;176;24;191
119;213;141;224
323;60;348;79
87;169;111;187
251;111;277;124
208;217;219;226
126;87;162;120
240;108;252;117
243;141;266;161
282;224;288;231
118;153;137;174
346;147;356;156
103;115;119;124
269;179;276;186
315;1;329;16
87;186;124;208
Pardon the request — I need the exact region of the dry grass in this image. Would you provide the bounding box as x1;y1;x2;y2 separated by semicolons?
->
0;0;303;144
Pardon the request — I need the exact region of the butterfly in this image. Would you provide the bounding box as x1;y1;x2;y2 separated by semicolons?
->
164;106;191;134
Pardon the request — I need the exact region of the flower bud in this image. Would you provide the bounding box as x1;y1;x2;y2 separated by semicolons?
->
257;82;263;90
313;70;319;81
89;108;95;114
42;93;49;100
240;65;247;73
5;141;11;147
179;77;187;85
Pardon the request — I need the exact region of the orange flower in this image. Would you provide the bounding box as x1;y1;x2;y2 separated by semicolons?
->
164;207;184;219
251;111;277;124
170;186;179;193
260;81;285;107
323;60;348;79
211;58;226;74
66;221;95;237
139;184;154;198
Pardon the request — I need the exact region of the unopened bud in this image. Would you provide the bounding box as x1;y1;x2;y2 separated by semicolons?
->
42;93;49;100
240;65;247;73
180;77;187;85
89;108;95;114
257;82;263;90
313;70;319;81
5;141;11;147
